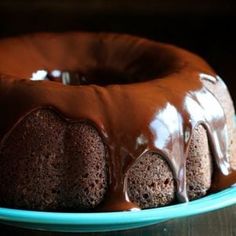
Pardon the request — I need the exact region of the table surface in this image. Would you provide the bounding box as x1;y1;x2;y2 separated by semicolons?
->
0;204;235;236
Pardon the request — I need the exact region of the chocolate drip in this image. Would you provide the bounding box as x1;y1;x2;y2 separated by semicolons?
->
0;33;235;211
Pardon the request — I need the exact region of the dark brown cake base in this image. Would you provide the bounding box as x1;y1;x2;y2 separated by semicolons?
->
0;108;219;210
0;109;107;211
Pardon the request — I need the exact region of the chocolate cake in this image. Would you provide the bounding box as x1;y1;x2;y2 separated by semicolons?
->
0;32;235;211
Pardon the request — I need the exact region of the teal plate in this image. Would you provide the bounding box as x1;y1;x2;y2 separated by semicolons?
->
0;186;236;232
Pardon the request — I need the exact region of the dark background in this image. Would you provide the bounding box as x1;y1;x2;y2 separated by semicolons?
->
0;0;236;102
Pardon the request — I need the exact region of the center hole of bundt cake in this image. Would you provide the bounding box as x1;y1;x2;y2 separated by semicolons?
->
31;68;155;86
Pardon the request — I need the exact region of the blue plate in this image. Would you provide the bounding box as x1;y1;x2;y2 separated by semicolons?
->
0;186;236;232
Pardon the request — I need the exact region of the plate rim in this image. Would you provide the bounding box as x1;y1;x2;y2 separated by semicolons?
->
0;186;236;226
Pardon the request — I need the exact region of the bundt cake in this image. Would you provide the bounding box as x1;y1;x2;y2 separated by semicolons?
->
0;32;235;212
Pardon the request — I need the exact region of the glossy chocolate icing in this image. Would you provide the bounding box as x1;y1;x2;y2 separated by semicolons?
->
0;32;235;211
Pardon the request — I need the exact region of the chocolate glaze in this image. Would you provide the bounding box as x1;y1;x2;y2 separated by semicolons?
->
0;32;235;211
